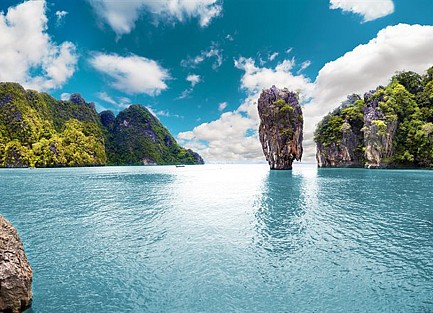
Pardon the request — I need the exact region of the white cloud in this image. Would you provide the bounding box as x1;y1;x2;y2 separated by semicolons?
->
178;58;313;161
88;0;222;37
156;110;183;118
218;102;227;112
146;105;183;119
330;0;394;22
177;89;192;100
177;74;202;99
55;10;68;24
0;0;78;91
298;60;311;73
181;43;223;70
179;24;433;163
90;53;170;95
269;52;279;61
60;93;71;101
97;91;131;108
186;74;201;87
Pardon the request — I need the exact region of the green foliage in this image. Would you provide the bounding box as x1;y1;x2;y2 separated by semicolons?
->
372;120;387;136
0;83;202;167
103;105;203;165
316;66;433;168
280;127;293;139
0;83;106;167
314;115;345;147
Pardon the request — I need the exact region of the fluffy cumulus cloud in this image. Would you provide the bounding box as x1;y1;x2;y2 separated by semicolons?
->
330;0;394;22
179;24;433;162
0;0;78;91
88;0;222;37
90;53;170;95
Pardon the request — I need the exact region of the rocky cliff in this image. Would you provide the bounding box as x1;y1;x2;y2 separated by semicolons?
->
0;82;204;167
0;215;32;313
258;86;303;170
315;66;433;168
101;105;204;165
315;94;365;167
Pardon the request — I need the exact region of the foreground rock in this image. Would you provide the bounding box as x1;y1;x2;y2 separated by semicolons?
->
258;86;303;169
0;215;32;313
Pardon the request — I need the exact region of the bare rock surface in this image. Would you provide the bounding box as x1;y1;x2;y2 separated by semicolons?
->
258;86;303;170
0;215;32;313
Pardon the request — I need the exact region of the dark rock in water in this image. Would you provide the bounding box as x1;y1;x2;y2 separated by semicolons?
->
0;215;32;313
258;85;303;170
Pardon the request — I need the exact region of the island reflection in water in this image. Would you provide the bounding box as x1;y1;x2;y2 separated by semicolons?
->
0;164;432;312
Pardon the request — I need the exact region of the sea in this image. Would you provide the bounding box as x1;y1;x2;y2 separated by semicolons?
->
1;164;432;312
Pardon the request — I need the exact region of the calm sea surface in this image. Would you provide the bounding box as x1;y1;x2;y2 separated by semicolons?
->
1;164;432;312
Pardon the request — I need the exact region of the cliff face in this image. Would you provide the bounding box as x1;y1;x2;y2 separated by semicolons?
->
315;66;433;168
101;105;204;165
0;83;203;167
0;215;32;313
258;86;303;170
362;88;398;168
315;95;365;167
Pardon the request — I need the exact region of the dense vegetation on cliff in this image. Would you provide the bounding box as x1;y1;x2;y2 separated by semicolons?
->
0;83;203;167
315;66;433;168
100;105;203;165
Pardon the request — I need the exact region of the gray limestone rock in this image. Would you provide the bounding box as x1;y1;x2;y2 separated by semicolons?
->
0;215;32;313
258;86;303;170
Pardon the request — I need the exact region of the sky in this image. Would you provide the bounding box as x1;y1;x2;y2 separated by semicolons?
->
1;0;433;163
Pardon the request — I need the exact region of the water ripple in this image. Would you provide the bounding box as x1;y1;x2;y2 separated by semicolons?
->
0;165;432;312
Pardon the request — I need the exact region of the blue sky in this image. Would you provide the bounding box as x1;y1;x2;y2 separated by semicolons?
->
1;0;433;162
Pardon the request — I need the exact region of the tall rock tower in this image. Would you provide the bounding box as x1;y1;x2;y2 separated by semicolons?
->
258;86;303;170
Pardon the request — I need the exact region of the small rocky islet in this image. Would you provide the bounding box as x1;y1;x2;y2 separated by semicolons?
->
0;82;203;168
258;85;303;170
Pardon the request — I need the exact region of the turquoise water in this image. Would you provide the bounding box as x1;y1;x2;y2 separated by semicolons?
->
1;164;432;312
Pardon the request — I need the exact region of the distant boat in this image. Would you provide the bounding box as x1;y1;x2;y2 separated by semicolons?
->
176;165;185;168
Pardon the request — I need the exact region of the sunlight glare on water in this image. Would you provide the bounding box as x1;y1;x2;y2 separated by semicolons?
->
0;164;432;312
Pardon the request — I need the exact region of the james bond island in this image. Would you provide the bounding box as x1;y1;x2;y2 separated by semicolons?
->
315;67;433;169
258;86;303;170
0;83;203;168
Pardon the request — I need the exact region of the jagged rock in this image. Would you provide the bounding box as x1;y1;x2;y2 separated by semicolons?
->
99;110;115;129
315;94;365;167
103;105;205;165
363;88;397;168
258;85;303;170
68;93;87;106
186;149;204;164
0;215;32;313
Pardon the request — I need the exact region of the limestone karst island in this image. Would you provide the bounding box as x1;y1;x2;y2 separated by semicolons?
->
1;0;433;312
315;67;433;169
258;86;303;170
